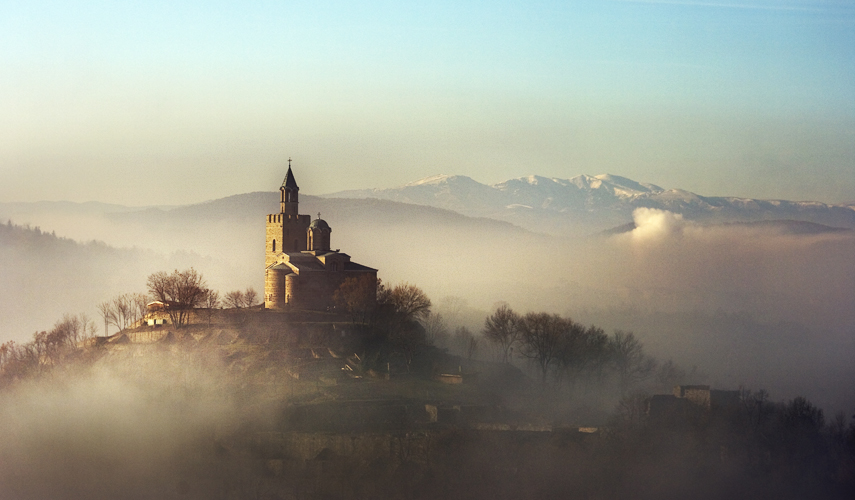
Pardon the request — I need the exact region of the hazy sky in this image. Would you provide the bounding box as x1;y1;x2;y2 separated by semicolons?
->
1;0;853;206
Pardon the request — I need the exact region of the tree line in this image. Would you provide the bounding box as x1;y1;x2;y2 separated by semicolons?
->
95;268;259;334
0;314;97;385
480;305;665;393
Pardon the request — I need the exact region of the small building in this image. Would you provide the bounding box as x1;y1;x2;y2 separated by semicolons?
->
648;385;740;422
264;163;377;311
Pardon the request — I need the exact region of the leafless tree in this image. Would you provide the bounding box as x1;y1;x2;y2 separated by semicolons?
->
518;313;567;384
146;268;207;328
423;312;450;347
97;293;150;333
386;282;432;326
97;301;117;336
374;282;432;371
610;330;657;394
242;287;258;308
224;290;245;309
200;289;220;327
483;305;521;363
334;275;378;325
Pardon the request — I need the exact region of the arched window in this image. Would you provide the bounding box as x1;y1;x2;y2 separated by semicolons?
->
272;239;276;252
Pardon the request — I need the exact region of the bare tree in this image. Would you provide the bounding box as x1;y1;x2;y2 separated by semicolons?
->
610;330;657;394
374;282;432;372
483;305;521;363
518;313;567;384
224;290;245;309
242;287;258;308
334;275;378;325
423;312;450;347
201;289;220;327
146;268;207;328
386;282;432;325
552;323;615;389
97;301;116;336
98;293;151;333
131;293;149;325
44;314;96;364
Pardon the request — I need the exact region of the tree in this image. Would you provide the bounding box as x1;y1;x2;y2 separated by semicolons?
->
554;324;613;387
97;301;117;336
224;290;245;309
44;314;95;364
423;312;450;347
386;282;432;326
242;287;258;308
146;268;208;328
370;282;433;373
201;289;220;327
483;305;521;363
334;275;378;325
610;330;657;394
452;326;478;359
518;313;567;384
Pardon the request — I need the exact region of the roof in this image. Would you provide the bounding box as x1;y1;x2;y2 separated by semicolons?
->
282;166;299;190
344;262;377;272
309;218;330;230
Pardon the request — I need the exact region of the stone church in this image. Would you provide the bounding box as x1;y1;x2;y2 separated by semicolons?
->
264;165;377;310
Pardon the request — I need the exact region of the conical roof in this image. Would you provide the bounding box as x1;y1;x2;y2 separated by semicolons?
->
282;166;299;190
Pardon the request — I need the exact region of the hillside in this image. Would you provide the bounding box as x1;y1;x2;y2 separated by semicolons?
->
0;222;207;341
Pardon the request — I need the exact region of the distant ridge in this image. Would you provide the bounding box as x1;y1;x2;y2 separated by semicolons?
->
325;174;855;235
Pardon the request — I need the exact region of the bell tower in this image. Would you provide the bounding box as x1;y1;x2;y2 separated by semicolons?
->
280;160;299;216
266;160;311;266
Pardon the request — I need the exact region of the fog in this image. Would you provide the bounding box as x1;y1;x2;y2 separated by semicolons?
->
0;346;254;499
1;199;854;498
329;206;855;410
2;198;853;412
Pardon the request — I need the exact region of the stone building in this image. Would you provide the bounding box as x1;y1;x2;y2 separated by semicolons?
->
647;385;741;422
264;165;377;311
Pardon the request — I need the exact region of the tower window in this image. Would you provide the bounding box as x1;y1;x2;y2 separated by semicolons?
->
272;239;276;252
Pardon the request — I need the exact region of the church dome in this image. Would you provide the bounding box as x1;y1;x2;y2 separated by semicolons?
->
309;218;330;230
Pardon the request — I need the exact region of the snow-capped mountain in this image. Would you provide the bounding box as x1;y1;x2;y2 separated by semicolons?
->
325;174;855;235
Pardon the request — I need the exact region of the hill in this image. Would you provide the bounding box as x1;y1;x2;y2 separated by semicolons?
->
0;222;207;341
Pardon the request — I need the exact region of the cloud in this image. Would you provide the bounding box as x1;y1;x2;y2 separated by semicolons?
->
630;208;686;241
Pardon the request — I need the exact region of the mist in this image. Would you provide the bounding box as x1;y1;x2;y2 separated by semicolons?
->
0;345;255;499
2;197;853;412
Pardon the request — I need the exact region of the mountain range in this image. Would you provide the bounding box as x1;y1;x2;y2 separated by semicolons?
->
325;173;855;235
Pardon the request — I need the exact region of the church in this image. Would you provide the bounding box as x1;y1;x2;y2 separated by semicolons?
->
264;164;377;311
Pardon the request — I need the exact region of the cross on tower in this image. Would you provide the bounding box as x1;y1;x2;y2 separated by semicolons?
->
317;212;321;219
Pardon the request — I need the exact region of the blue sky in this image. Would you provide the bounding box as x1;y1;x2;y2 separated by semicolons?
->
1;0;853;205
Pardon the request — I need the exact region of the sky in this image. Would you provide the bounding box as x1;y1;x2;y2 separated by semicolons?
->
1;0;853;206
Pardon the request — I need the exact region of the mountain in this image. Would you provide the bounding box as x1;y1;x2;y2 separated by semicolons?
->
325;174;855;235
